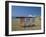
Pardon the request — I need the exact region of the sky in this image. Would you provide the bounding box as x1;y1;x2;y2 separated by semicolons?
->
12;6;41;17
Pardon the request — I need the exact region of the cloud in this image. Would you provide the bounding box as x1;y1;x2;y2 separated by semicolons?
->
28;14;36;17
28;14;33;17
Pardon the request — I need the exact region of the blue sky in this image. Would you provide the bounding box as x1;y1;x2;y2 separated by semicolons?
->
12;6;41;17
